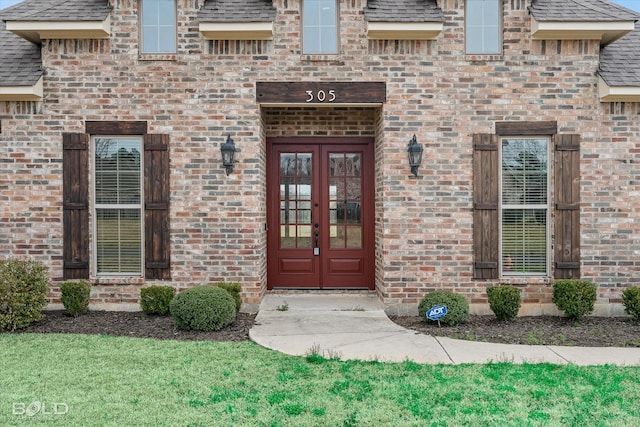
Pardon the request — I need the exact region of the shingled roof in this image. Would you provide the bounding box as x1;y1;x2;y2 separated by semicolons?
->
0;19;41;86
1;0;110;21
600;23;640;86
198;0;276;23
529;0;638;22
364;0;443;22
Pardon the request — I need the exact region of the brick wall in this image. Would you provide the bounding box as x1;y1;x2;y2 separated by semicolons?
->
0;0;639;315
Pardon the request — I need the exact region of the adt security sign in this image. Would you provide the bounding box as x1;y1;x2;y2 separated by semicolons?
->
426;305;447;321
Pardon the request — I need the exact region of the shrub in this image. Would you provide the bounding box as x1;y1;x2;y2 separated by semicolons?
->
486;285;521;322
60;281;91;317
140;286;175;315
418;291;469;326
0;258;49;331
622;287;640;322
552;279;597;321
170;286;236;331
216;282;242;313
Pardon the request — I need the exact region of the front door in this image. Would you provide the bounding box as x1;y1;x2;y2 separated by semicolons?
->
267;137;374;289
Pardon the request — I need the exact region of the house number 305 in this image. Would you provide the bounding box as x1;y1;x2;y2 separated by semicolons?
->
305;90;336;103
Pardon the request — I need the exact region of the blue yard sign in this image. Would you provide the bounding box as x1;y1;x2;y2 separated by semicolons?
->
426;305;447;321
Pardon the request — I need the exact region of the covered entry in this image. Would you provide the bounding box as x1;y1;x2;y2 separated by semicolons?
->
266;137;374;289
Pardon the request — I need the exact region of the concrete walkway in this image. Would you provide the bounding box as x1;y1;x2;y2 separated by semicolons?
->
249;293;640;366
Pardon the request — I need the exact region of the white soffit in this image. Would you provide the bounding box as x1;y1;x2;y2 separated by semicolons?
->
598;76;640;102
199;22;274;40
366;22;443;40
6;16;111;44
531;18;635;45
0;76;43;101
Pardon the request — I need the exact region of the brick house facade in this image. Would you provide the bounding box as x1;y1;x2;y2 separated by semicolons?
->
1;0;639;315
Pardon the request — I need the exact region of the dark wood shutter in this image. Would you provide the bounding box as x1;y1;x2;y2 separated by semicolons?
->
473;134;500;279
63;133;90;279
144;134;171;279
554;134;580;279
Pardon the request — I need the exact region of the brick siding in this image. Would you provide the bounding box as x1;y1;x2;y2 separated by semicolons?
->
0;0;639;315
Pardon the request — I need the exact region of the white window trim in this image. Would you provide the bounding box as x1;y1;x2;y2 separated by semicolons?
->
301;0;339;55
140;0;177;54
465;0;503;55
91;136;145;276
499;136;551;277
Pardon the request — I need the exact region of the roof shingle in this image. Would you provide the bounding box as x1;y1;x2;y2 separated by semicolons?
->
0;20;41;86
529;0;639;22
198;0;276;23
599;23;640;86
1;0;110;22
364;0;443;23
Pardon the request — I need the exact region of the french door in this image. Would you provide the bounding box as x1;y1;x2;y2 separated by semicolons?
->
267;138;374;289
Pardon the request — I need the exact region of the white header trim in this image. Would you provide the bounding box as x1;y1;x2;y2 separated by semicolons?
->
6;16;111;44
0;76;43;101
366;22;443;40
199;22;274;40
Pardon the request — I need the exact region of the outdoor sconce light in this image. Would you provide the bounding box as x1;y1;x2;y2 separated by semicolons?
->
220;135;237;176
407;134;424;177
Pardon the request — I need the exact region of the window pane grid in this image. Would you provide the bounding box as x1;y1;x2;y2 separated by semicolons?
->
302;0;338;54
94;137;143;275
500;138;549;276
466;0;501;54
141;0;176;53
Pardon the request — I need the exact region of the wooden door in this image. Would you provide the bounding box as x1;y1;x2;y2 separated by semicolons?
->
267;138;374;289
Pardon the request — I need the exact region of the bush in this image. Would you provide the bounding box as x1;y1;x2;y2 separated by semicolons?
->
216;282;242;313
60;281;91;317
0;259;49;331
552;279;597;320
418;291;469;326
140;286;175;315
486;285;521;321
170;286;236;332
622;287;640;322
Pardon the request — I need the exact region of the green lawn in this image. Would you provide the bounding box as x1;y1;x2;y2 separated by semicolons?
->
2;334;640;426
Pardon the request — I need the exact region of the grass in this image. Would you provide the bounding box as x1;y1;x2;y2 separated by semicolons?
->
2;334;640;426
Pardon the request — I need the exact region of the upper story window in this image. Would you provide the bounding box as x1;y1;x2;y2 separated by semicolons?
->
140;0;177;54
465;0;501;54
500;138;549;276
302;0;338;54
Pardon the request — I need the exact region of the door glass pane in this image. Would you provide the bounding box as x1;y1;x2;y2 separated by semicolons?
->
330;226;346;249
327;152;363;249
346;227;362;249
279;152;313;249
330;178;345;201
345;154;361;176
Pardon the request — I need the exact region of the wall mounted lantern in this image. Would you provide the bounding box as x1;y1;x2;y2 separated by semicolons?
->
220;135;237;176
407;134;424;177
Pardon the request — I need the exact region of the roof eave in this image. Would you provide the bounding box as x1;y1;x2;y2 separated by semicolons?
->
531;18;636;45
598;76;640;102
5;15;111;44
366;22;443;40
0;75;43;101
199;22;273;40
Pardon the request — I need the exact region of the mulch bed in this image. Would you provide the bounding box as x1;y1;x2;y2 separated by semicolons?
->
390;315;640;348
14;310;255;342
9;310;640;347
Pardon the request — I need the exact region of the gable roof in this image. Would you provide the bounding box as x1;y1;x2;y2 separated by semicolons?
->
1;0;110;22
198;0;276;23
599;23;640;86
364;0;444;23
0;19;41;87
529;0;638;22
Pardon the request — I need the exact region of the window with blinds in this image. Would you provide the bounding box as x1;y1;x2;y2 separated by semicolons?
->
500;138;549;275
93;137;143;275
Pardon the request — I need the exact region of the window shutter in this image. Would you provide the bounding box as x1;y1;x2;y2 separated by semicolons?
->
473;134;499;279
554;134;580;279
63;133;90;279
144;134;171;279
